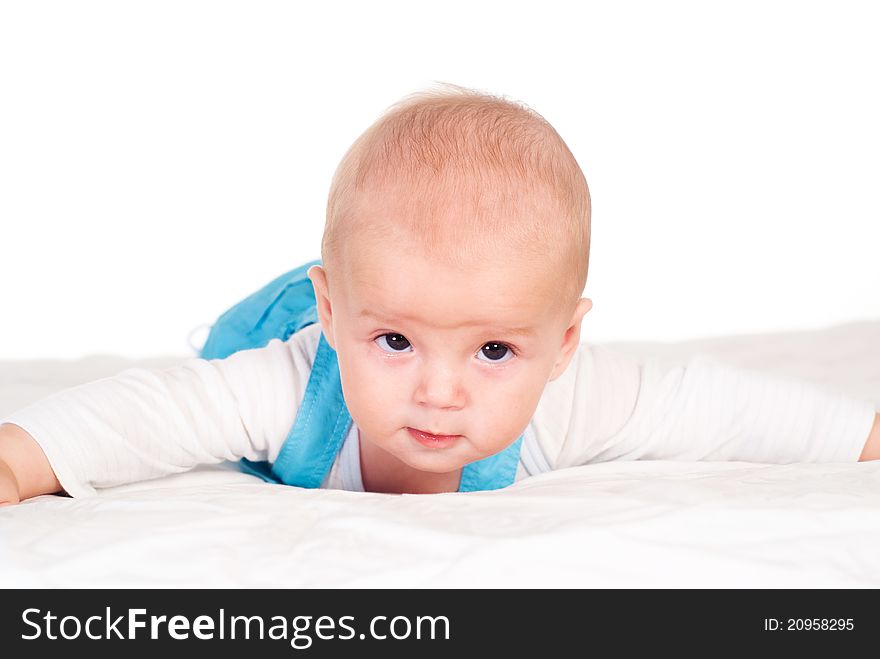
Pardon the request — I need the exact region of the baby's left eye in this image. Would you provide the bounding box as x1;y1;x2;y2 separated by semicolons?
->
477;342;514;364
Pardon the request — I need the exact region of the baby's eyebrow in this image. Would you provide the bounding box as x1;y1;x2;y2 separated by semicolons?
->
356;309;537;338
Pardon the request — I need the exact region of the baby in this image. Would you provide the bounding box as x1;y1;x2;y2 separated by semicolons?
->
1;83;878;502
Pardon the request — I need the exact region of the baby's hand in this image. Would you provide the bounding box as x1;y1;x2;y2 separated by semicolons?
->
0;423;61;504
0;458;21;506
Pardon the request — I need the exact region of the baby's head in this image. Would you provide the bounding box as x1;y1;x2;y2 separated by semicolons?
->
308;83;592;482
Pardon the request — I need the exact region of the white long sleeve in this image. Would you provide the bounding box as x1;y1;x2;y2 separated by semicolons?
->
546;347;877;469
1;328;321;498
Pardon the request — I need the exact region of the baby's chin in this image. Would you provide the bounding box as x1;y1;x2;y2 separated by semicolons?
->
394;440;474;473
397;449;468;472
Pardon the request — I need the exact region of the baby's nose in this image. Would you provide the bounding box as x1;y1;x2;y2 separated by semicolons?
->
414;365;466;410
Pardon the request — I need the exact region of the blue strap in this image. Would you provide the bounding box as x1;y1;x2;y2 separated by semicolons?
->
270;333;353;488
459;433;525;492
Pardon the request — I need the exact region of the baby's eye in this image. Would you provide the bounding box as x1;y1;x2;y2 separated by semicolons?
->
476;342;514;364
374;334;514;364
375;333;413;353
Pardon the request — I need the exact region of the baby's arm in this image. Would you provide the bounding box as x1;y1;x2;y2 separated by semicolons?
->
0;334;310;503
617;354;877;463
553;346;878;467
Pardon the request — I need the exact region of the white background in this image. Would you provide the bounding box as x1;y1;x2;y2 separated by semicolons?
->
0;0;877;360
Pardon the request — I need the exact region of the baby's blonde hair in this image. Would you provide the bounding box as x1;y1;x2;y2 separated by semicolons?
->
322;82;591;315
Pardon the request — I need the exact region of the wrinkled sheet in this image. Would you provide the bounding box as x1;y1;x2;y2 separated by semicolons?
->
2;320;879;588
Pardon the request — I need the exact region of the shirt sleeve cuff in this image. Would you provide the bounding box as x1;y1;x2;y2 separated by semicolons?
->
836;399;879;463
1;411;97;499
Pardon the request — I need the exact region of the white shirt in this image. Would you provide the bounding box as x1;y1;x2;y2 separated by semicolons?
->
3;323;876;498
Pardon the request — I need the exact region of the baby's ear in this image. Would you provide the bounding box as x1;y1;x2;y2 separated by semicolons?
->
307;265;336;348
307;265;327;295
548;297;593;382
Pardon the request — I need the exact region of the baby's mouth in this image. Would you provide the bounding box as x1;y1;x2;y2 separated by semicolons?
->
407;427;462;448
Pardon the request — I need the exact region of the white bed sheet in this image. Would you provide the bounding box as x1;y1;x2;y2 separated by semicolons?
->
2;320;879;588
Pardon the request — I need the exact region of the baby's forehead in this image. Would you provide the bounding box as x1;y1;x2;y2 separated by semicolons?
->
341;243;562;325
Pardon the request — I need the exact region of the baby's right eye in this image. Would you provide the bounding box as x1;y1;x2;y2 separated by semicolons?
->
375;333;413;353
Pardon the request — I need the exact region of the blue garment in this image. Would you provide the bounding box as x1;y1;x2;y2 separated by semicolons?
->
200;258;524;492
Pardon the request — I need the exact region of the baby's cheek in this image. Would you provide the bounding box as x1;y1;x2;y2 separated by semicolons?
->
341;358;405;420
472;379;535;431
506;375;546;422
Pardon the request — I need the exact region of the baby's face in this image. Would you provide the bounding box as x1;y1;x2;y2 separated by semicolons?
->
308;236;591;479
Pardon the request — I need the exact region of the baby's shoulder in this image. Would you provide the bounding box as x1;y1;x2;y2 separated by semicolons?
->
276;322;324;370
569;342;644;386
